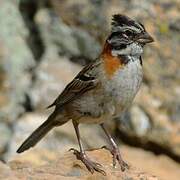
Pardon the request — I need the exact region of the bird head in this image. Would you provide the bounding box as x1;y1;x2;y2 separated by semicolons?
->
107;14;154;56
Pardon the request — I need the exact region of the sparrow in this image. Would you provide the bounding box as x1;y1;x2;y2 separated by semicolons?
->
17;14;154;175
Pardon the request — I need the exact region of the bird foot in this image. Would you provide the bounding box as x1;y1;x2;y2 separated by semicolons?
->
69;148;106;175
101;146;129;171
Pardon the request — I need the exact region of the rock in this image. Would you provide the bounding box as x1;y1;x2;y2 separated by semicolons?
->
0;0;37;161
5;149;158;180
0;123;12;155
129;105;151;137
135;86;180;157
122;146;180;180
0;1;35;123
0;161;16;180
50;0;108;41
169;17;180;32
29;55;81;109
4;145;180;180
35;9;100;61
170;100;180;122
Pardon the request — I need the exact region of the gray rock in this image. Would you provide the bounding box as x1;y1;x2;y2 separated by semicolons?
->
0;161;14;179
170;100;180;122
0;1;35;122
35;9;100;60
29;54;81;109
50;0;108;41
118;105;151;137
0;123;12;155
169;18;180;32
130;106;151;137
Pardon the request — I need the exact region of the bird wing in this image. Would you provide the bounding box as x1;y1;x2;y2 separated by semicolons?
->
47;60;101;108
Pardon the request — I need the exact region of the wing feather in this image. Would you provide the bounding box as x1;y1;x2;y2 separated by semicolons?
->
47;60;100;108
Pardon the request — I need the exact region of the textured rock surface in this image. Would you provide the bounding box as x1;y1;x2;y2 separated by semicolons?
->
0;0;35;122
0;0;36;159
2;149;159;180
29;56;81;109
2;146;180;180
35;8;101;61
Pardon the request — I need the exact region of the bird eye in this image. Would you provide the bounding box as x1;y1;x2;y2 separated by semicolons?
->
125;30;133;36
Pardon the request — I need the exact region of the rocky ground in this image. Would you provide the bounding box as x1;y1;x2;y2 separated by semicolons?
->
0;0;180;179
1;146;180;180
1;148;160;180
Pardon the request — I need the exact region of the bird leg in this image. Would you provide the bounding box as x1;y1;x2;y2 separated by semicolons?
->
70;121;106;175
100;123;129;171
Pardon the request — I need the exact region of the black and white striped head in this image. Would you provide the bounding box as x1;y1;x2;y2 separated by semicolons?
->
107;14;154;56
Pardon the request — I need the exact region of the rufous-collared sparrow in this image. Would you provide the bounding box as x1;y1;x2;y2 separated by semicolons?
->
17;14;154;175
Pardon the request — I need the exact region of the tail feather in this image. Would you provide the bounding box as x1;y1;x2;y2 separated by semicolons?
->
17;112;56;153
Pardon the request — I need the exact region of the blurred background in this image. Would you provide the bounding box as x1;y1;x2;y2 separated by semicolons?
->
0;0;179;179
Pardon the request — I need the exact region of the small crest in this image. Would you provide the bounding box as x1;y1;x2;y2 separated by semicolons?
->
111;14;144;32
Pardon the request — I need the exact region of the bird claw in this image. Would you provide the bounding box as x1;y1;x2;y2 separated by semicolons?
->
69;148;106;175
102;145;129;171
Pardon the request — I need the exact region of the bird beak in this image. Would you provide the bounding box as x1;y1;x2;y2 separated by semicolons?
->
136;32;154;44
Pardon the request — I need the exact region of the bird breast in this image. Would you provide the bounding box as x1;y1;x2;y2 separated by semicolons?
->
101;58;143;114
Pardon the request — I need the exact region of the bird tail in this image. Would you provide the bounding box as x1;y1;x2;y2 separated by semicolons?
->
17;111;60;153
